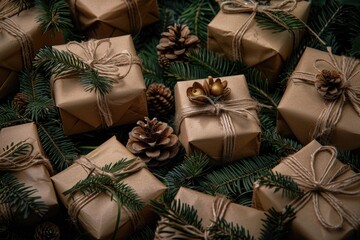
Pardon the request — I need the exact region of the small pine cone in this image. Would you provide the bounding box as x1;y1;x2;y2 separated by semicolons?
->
13;92;28;114
315;69;344;100
34;221;60;240
158;54;171;68
146;83;174;115
126;117;179;164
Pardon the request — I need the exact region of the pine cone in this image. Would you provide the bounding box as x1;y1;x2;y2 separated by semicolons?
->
126;117;179;164
34;222;60;240
158;54;171;68
156;24;200;67
13;92;28;114
146;83;174;116
315;69;344;100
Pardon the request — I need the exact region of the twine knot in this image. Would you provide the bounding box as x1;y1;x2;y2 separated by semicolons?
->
311;183;325;193
213;103;222;116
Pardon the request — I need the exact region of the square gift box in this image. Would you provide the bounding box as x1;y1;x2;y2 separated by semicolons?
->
51;136;167;240
175;75;261;164
50;35;148;135
252;140;360;240
208;0;310;84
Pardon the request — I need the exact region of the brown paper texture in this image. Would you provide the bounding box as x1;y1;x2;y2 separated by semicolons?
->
208;1;310;84
175;75;261;163
174;187;265;239
68;0;159;39
277;47;360;150
51;136;167;240
0;123;58;224
51;35;148;135
252;140;360;240
0;7;64;99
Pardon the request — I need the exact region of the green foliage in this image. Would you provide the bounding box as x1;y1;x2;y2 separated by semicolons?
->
256;11;305;33
9;0;34;12
208;218;255;240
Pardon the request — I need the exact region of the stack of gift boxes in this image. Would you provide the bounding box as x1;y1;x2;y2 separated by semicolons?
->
1;0;359;239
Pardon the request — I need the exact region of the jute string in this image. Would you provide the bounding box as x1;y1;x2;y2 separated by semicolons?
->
176;95;268;162
292;47;360;142
57;38;141;127
0;0;21;18
0;15;34;69
125;0;143;35
154;196;231;239
68;156;146;231
283;146;360;230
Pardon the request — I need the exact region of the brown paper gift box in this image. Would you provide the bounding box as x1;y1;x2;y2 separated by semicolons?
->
158;187;265;239
0;7;64;99
0;123;58;224
51;136;167;240
277;47;360;150
252;140;360;240
51;35;148;135
208;1;310;84
175;75;261;163
68;0;159;39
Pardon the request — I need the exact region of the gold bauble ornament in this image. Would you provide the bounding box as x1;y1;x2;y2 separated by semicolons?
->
191;88;205;97
210;82;224;96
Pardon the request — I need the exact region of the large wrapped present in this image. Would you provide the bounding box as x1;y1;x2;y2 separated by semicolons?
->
175;75;262;164
51;136;167;240
277;47;360;150
252;140;360;240
0;6;64;99
208;0;310;84
50;35;148;135
0;123;58;224
68;0;159;38
155;187;266;239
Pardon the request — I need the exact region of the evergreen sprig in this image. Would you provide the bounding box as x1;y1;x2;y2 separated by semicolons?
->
208;219;255;240
9;0;34;12
256;11;305;33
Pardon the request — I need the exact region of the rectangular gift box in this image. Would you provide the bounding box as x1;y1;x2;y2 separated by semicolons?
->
276;47;360;150
175;75;261;164
51;136;167;240
252;140;360;240
0;123;58;224
51;35;148;135
208;1;310;85
0;7;64;99
68;0;159;39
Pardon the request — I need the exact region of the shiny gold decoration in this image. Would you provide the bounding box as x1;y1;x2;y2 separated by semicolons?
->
146;83;175;115
315;69;344;100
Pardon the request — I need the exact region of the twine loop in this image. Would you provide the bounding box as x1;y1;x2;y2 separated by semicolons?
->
284;146;360;230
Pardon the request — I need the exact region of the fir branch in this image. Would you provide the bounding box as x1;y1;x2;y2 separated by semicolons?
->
261;130;302;157
209;218;255;240
257;171;304;199
9;0;34;12
80;69;113;95
0;172;48;219
256;11;305;33
0;102;30;129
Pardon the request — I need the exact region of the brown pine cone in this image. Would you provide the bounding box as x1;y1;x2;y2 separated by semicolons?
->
13;92;28;114
315;69;344;100
146;83;174;116
34;221;60;240
126;117;179;164
156;23;200;67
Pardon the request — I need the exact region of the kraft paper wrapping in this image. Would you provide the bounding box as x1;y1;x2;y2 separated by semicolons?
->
0;123;58;224
51;136;167;240
68;0;159;39
0;7;64;99
175;75;261;163
276;47;360;150
207;1;310;84
252;140;360;240
51;35;148;135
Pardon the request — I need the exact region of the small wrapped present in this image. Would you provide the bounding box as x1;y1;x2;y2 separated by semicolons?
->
208;0;310;84
175;75;263;164
277;47;360;150
155;187;266;239
50;35;148;135
51;136;167;240
0;123;58;224
68;0;159;38
252;140;360;240
0;7;64;99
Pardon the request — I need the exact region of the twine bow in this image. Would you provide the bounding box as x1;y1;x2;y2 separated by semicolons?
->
284;146;360;230
218;0;297;62
176;95;267;162
292;47;360;143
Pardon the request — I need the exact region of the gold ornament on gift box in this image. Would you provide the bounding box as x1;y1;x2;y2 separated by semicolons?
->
315;69;345;101
187;76;231;104
146;83;175;115
126;117;179;165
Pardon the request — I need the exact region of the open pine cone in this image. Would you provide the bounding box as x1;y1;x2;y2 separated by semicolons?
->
156;23;200;67
126;117;179;164
315;69;344;100
34;222;60;240
13;92;28;115
146;83;174;116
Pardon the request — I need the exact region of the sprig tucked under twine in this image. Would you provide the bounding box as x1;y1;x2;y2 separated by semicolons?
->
283;146;360;230
292;47;360;143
